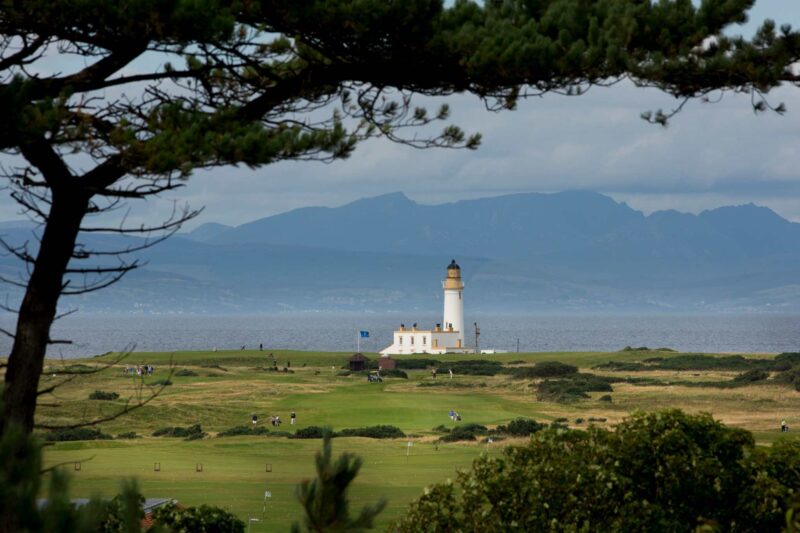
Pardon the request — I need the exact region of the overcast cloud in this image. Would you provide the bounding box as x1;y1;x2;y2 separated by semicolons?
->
1;1;799;227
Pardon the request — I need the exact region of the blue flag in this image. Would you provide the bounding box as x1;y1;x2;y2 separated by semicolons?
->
360;330;369;338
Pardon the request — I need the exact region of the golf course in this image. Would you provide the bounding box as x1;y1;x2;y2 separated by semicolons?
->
31;348;800;531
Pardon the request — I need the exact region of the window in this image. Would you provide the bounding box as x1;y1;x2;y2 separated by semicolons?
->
399;336;403;345
459;291;462;300
423;336;427;345
411;337;415;345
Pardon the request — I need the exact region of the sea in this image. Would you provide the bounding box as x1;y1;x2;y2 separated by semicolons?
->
0;313;798;359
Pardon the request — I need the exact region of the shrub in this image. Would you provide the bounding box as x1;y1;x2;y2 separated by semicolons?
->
152;502;244;532
116;432;139;439
152;424;205;440
397;410;800;532
575;418;584;424
44;428;113;442
292;426;328;439
588;417;607;423
88;390;119;401
380;369;408;379
494;418;546;437
337;425;405;439
511;361;578;379
440;427;479;442
733;369;770;383
200;363;228;371
217;425;270;437
432;425;451;433
336;370;352;376
149;379;172;386
594;361;647;371
174;369;198;377
599;394;613;402
394;358;441;370
448;360;504;376
537;374;613;403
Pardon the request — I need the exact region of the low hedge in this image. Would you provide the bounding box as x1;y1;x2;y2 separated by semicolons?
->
493;418;545;437
394;358;441;370
174;369;198;377
217;425;270;437
439;424;488;442
88;390;119;401
337;425;405;439
510;361;577;379
44;428;113;442
153;424;205;440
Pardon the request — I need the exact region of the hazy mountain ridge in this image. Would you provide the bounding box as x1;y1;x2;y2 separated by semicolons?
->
1;191;798;312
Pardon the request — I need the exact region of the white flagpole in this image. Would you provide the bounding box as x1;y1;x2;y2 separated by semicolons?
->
357;329;360;353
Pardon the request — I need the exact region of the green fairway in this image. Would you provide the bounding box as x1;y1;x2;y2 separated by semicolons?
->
20;348;800;531
42;436;500;531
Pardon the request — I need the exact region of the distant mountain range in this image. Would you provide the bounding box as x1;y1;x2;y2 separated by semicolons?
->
2;191;799;312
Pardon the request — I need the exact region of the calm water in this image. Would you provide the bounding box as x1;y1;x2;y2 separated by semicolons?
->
0;313;798;359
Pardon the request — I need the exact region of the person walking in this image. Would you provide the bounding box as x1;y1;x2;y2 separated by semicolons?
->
252;414;258;426
291;410;297;425
449;368;453;379
782;419;788;433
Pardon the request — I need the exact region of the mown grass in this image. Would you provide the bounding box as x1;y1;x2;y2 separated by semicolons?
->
12;347;800;531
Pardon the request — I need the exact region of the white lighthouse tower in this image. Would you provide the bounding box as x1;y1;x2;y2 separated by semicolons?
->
380;259;471;355
442;259;464;346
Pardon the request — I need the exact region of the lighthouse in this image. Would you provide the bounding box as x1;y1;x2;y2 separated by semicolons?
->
380;259;472;355
442;259;464;346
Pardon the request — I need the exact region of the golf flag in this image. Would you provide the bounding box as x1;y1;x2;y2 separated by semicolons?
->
360;330;369;338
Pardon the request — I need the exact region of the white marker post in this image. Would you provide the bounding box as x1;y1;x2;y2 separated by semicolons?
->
406;441;412;463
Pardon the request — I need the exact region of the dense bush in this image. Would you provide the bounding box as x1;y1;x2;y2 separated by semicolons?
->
431;425;450;433
447;360;504;376
493;418;545;437
594;361;647;371
396;410;800;532
598;394;613;402
44;428;113;442
152;424;205;440
292;426;328;439
380;369;408;379
337;425;405;439
439;425;487;442
116;432;139;439
152;502;244;532
88;390;119;401
174;369;198;377
417;381;485;388
536;374;613;403
774;367;800;391
510;361;578;379
217;425;270;437
149;379;172;386
394;358;441;369
733;369;770;383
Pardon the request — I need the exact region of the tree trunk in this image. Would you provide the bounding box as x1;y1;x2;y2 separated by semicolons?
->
2;189;88;434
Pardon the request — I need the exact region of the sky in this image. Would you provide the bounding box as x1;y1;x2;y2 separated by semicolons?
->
2;1;800;228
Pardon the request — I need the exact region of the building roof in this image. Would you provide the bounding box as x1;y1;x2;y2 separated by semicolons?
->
349;353;369;361
447;259;460;270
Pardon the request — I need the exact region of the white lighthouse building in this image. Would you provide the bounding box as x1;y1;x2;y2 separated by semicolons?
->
380;259;473;355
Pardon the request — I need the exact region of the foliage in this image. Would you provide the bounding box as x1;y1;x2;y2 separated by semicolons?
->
115;432;139;440
536;374;613;403
149;379;173;387
217;425;270;437
439;424;488;443
152;424;205;440
43;428;113;442
510;361;577;379
733;369;770;383
431;425;450;434
292;434;385;532
174;369;199;377
394;359;441;370
88;390;120;401
379;369;408;379
598;394;613;403
447;360;505;376
292;426;329;439
493;418;546;437
337;426;406;439
598;354;776;372
151;502;244;533
395;410;800;532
